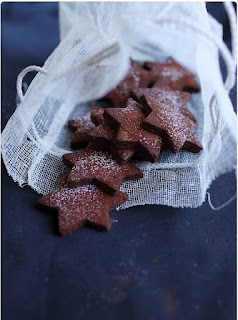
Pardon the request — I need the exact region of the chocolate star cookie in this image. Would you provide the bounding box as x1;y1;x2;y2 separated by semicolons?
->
68;111;93;131
90;107;105;126
62;147;143;195
144;58;200;93
89;108;115;146
131;86;196;122
90;106;136;163
38;174;128;235
89;107;136;163
90;124;135;163
103;99;162;162
183;135;203;153
86;141;135;164
68;110;96;149
103;59;150;108
140;95;202;153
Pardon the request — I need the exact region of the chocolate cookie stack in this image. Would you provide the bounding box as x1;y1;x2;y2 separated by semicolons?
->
38;58;202;236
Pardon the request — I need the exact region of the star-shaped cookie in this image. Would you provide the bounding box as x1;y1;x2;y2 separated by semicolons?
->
89;107;136;163
68;110;96;149
131;86;196;122
103;59;150;108
140;95;202;153
103;99;162;162
90;124;135;163
144;58;200;93
62;146;143;195
38;174;128;235
90;107;105;126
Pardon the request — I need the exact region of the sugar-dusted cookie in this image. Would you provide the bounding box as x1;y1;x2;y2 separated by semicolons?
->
90;107;105;126
131;86;196;122
103;59;150;108
104;99;162;162
62;147;143;194
38;174;128;235
68;110;96;149
144;58;200;93
90;121;135;163
140;95;202;153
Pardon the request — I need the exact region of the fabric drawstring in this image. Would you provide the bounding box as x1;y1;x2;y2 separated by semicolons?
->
16;65;47;104
224;2;237;64
207;192;237;211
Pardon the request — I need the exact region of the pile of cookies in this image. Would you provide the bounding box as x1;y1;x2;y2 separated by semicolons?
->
38;58;202;236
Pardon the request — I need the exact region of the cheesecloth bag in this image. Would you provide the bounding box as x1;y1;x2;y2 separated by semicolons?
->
2;2;237;209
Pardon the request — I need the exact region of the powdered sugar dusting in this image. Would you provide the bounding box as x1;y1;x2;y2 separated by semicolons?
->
92;125;114;140
115;66;142;97
69;111;95;131
68;150;123;185
75;151;120;172
160;67;184;82
105;61;149;107
136;87;189;109
145;98;196;151
111;103;161;160
50;185;107;224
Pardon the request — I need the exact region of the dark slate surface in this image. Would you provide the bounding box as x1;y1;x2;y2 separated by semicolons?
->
2;3;236;320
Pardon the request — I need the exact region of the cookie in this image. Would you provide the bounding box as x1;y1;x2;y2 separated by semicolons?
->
103;59;150;108
37;174;128;235
85;141;135;163
140;95;202;153
103;99;162;162
90;107;105;126
89;106;136;163
68;110;96;149
144;58;200;93
90;122;136;163
68;111;92;132
131;86;196;122
183;135;203;153
62;147;143;195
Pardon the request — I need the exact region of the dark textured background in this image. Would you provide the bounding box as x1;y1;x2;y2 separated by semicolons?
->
2;3;237;320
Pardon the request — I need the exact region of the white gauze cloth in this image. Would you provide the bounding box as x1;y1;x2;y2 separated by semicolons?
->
2;2;237;209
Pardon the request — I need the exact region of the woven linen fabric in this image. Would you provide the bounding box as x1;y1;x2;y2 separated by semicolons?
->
2;2;237;208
